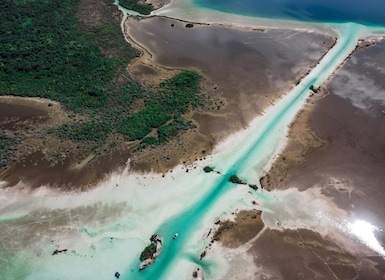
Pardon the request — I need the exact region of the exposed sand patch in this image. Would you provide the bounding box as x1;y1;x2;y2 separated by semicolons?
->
212;209;264;248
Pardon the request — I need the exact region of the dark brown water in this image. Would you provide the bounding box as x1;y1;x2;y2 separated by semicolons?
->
0;102;48;130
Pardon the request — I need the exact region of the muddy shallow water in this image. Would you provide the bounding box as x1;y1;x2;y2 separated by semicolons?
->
254;40;385;279
126;17;335;139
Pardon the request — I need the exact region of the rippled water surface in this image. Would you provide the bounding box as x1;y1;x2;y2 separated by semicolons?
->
194;0;385;26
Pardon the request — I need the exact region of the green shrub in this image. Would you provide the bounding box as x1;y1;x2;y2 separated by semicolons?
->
203;166;214;173
139;243;156;261
229;175;246;185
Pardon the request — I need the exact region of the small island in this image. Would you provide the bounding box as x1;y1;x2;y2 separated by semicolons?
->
229;175;246;185
139;234;162;270
203;166;214;173
309;85;320;93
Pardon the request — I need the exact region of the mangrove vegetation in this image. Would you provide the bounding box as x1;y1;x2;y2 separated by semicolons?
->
0;0;209;163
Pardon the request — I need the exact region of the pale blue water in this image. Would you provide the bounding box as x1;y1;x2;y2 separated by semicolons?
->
194;0;385;26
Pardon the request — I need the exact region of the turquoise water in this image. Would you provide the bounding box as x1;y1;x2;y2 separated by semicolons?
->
1;2;380;279
126;23;362;279
194;0;385;26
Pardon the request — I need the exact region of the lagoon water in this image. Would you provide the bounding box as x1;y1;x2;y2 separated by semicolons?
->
1;1;385;280
195;0;385;26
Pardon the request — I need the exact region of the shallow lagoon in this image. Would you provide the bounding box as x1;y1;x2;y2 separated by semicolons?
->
1;0;385;279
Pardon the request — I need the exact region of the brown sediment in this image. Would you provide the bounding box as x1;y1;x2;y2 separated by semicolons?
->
212;210;264;248
259;91;327;191
260;38;385;193
254;40;385;278
250;229;385;280
130;127;215;173
0;96;68;128
1;148;132;190
0;95;135;190
259;40;385;217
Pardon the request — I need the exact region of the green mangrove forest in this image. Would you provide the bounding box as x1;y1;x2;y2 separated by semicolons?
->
0;0;208;163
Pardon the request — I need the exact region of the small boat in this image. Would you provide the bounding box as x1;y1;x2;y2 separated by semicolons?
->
173;233;179;239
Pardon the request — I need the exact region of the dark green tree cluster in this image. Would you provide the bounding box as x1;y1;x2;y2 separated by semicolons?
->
117;71;202;144
51;71;202;148
0;0;122;112
0;0;205;154
119;0;153;15
139;243;156;261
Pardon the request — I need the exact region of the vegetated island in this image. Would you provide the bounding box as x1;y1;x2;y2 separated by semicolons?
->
139;234;162;270
229;175;258;190
0;0;219;188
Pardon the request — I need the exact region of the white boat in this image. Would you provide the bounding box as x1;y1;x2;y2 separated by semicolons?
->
173;233;179;239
